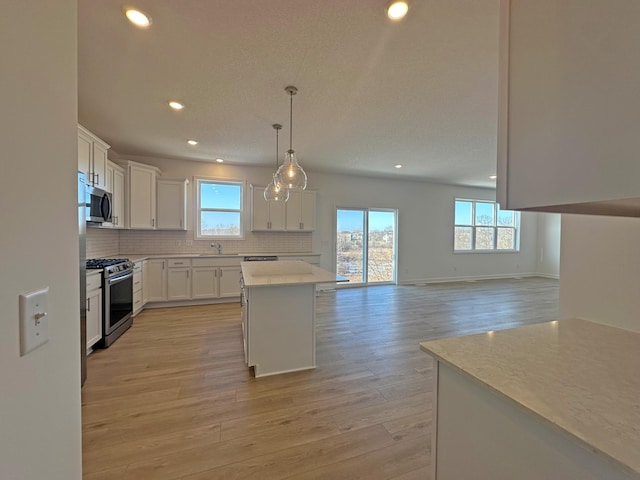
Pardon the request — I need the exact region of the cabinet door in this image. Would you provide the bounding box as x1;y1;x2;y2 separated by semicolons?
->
251;186;270;230
86;288;102;349
78;131;92;181
299;191;316;231
112;167;125;228
129;165;156;229
157;179;187;230
144;259;167;302
167;267;191;301
92;142;108;190
219;266;241;297
285;191;302;230
269;201;286;230
192;267;219;299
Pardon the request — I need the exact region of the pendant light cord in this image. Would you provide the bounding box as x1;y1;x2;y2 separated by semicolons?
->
276;127;279;168
289;90;293;151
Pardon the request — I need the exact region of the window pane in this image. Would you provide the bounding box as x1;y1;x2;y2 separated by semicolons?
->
475;227;495;249
497;228;515;250
200;183;241;210
454;201;472;225
497;209;515;226
336;210;365;283
200;212;240;236
475;202;495;226
367;211;395;283
454;227;473;250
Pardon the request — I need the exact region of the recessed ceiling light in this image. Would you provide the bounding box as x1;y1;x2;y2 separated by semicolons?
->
187;139;198;146
125;8;152;28
395;164;403;169
387;1;409;20
215;158;224;163
489;175;497;180
168;101;184;110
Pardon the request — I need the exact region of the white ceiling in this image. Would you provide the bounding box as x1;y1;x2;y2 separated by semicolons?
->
78;0;500;188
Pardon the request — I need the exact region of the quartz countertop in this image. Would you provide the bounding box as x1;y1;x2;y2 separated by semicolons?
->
120;252;321;263
420;318;640;477
241;260;347;287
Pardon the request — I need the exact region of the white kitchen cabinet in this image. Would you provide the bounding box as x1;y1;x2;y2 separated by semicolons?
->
285;190;316;231
191;266;219;299
250;185;286;231
219;266;242;297
167;258;191;301
104;161;125;228
86;272;102;351
497;0;640;216
118;160;161;229
132;261;143;316
144;259;167;302
157;178;189;230
78;125;109;190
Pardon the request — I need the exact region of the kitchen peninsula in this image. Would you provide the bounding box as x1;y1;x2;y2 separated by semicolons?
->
241;260;347;377
421;318;640;480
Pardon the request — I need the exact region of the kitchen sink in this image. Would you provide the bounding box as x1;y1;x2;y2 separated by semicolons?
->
198;253;239;257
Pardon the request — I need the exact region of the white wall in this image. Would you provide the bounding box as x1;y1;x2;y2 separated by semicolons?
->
110;154;539;283
0;2;81;479
535;213;561;278
560;214;640;332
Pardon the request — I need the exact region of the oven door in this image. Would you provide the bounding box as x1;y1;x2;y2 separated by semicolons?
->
105;270;133;335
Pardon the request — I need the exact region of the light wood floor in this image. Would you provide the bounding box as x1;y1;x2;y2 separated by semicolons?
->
82;277;559;480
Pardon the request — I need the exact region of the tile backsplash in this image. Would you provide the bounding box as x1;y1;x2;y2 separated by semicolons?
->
86;227;119;258
87;228;312;257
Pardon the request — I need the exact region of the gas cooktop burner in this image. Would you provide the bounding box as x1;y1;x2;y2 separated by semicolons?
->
86;258;130;269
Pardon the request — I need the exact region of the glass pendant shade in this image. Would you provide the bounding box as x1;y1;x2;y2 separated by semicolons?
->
275;149;307;191
264;174;290;202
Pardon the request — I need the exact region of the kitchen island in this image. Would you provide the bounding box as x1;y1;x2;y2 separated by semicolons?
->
241;260;347;377
420;318;640;480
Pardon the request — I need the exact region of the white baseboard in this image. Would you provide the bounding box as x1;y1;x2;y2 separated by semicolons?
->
399;272;542;286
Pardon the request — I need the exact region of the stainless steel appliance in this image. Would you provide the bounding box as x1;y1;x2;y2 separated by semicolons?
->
79;172;87;386
242;255;278;261
86;184;112;224
86;258;134;347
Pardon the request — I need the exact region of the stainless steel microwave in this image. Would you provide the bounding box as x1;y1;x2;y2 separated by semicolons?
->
86;184;112;224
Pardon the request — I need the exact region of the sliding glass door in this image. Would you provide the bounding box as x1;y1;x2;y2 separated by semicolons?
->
336;208;397;285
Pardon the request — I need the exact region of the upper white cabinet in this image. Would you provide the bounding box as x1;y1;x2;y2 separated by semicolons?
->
250;185;286;231
104;161;125;228
157;178;189;230
285;190;316;231
78;125;109;191
497;0;640;216
118;160;161;229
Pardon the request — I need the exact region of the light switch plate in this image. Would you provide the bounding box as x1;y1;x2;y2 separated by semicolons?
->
19;287;49;356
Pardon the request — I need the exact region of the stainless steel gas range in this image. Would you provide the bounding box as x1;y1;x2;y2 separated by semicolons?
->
86;258;134;347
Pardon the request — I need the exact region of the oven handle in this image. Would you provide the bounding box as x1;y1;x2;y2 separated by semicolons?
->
108;270;133;285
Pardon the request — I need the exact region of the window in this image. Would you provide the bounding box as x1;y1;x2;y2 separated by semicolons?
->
454;199;519;252
196;178;244;238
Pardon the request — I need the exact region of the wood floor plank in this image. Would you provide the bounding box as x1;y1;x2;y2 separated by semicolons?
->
82;278;559;479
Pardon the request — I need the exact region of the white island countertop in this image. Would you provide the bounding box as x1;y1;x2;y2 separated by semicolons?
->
420;318;640;478
241;260;347;287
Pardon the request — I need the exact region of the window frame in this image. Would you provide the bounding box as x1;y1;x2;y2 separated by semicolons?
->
453;198;520;253
194;177;245;240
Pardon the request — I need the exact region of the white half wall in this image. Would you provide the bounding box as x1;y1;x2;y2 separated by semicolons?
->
560;214;640;332
0;2;82;479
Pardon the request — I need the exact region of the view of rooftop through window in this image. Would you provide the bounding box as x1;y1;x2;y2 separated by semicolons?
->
454;199;519;251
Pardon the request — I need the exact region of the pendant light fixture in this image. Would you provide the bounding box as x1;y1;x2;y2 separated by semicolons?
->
264;124;290;202
275;85;308;191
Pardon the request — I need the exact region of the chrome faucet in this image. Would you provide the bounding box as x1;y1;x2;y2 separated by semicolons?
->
210;242;222;254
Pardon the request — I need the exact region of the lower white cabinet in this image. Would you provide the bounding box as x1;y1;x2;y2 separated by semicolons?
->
133;261;144;316
144;259;167;302
86;272;102;351
219;266;242;297
167;259;191;301
143;257;241;305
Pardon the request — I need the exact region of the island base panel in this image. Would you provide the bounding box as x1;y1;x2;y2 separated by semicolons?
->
434;362;636;480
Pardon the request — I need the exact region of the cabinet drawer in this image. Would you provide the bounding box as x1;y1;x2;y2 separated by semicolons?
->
133;272;142;292
168;258;191;268
192;257;240;267
86;273;102;291
133;261;143;272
